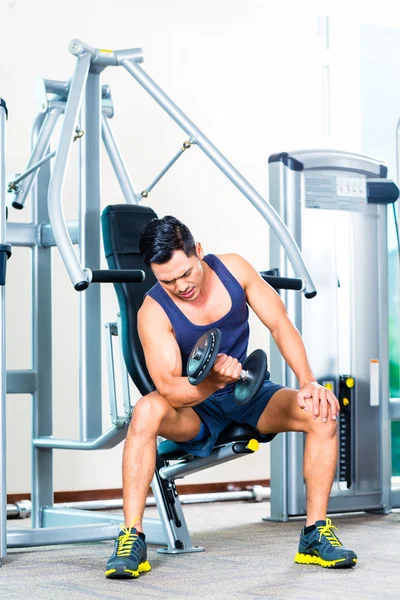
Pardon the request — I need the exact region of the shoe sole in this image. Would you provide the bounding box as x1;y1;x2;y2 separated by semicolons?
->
294;552;357;569
105;560;152;579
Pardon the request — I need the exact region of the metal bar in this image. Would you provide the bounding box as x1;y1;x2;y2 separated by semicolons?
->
390;399;400;421
7;523;118;548
12;108;62;210
43;78;70;97
48;52;91;290
159;443;256;481
122;59;316;297
141;141;192;197
105;322;118;425
117;314;132;416
392;485;400;509
79;69;102;439
33;422;128;450
42;78;111;101
0;99;7;564
70;39;144;66
40;220;79;248
50;486;270;512
42;507;166;545
378;202;392;513
31;118;54;528
101;115;138;204
6;370;37;394
10;151;56;187
10;128;83;190
6;223;38;247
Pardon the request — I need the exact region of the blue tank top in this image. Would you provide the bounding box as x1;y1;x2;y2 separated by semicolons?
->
146;254;249;394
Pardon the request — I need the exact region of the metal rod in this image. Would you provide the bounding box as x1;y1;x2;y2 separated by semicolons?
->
11;108;62;210
9;129;83;190
10;151;56;188
122;59;316;297
33;422;127;450
79;69;102;440
141;140;192;198
0;99;7;563
6;486;271;519
31;106;54;529
102;115;138;204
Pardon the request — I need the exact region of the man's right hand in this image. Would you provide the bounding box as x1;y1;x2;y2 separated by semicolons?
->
207;354;243;389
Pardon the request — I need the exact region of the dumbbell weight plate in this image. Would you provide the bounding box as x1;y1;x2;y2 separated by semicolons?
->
234;349;268;406
187;327;222;385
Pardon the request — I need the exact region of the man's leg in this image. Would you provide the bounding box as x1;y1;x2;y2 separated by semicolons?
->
256;388;338;525
123;391;202;531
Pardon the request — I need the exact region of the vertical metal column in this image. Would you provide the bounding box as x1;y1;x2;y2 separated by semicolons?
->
79;71;102;439
267;158;306;520
31;113;54;528
0;99;8;562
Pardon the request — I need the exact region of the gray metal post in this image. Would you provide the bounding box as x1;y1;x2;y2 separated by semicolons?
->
121;59;316;297
31;111;54;528
0;100;7;564
79;70;102;440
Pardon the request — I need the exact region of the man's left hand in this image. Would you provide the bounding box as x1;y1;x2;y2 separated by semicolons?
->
297;381;340;422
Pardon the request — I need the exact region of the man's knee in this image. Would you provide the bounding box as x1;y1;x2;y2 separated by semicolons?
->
130;392;172;435
306;412;338;439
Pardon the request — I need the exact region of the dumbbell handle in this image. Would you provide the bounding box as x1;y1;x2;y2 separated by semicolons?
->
192;347;251;381
240;369;250;381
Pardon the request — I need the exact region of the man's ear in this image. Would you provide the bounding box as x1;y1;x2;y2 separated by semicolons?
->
196;242;204;260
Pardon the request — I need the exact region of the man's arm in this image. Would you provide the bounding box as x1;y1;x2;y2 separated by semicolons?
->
223;254;340;420
138;297;241;409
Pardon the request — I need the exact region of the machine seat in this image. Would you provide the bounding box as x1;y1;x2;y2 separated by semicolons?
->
157;422;276;460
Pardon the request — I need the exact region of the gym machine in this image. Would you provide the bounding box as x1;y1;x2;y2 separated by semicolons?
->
0;41;315;565
267;150;399;520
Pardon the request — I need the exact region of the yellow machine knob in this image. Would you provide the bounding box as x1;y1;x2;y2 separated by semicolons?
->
346;377;355;388
324;383;333;391
343;398;350;407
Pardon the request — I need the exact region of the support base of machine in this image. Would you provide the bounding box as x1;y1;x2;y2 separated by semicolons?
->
157;545;205;554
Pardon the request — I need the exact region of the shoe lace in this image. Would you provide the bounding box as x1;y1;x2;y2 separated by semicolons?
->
116;516;140;557
317;518;342;547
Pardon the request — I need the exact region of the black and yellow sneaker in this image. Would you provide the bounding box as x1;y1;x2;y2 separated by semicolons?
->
294;518;357;569
105;523;151;579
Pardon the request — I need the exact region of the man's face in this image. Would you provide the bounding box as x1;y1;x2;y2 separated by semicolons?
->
151;243;205;302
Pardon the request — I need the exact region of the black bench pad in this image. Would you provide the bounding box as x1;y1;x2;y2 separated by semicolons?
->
158;422;276;460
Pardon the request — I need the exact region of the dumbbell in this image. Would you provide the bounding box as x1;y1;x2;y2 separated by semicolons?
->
186;327;268;406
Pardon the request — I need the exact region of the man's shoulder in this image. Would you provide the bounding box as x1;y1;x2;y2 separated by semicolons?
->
215;252;246;268
139;295;172;330
215;253;251;281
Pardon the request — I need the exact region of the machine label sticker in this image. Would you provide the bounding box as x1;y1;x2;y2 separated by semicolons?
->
304;171;374;213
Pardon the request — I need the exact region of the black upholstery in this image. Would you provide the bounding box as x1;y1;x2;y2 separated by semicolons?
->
158;423;275;460
101;204;158;396
101;204;267;461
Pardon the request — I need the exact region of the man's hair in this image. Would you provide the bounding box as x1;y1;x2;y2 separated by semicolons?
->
139;215;196;267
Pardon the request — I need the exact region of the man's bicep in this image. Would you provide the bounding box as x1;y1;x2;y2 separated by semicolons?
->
138;316;183;393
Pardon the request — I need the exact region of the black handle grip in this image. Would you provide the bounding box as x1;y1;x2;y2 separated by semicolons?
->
91;269;145;284
260;272;303;291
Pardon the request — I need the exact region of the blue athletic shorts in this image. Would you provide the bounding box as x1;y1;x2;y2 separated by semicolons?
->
175;375;284;458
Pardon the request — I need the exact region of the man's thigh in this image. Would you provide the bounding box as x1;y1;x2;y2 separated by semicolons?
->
156;396;203;442
256;387;310;435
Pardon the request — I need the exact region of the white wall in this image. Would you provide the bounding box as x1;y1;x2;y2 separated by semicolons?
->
1;0;392;494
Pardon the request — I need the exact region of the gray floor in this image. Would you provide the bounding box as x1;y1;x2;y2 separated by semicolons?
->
1;502;400;600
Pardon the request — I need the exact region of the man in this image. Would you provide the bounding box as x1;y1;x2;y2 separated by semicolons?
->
105;215;357;579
